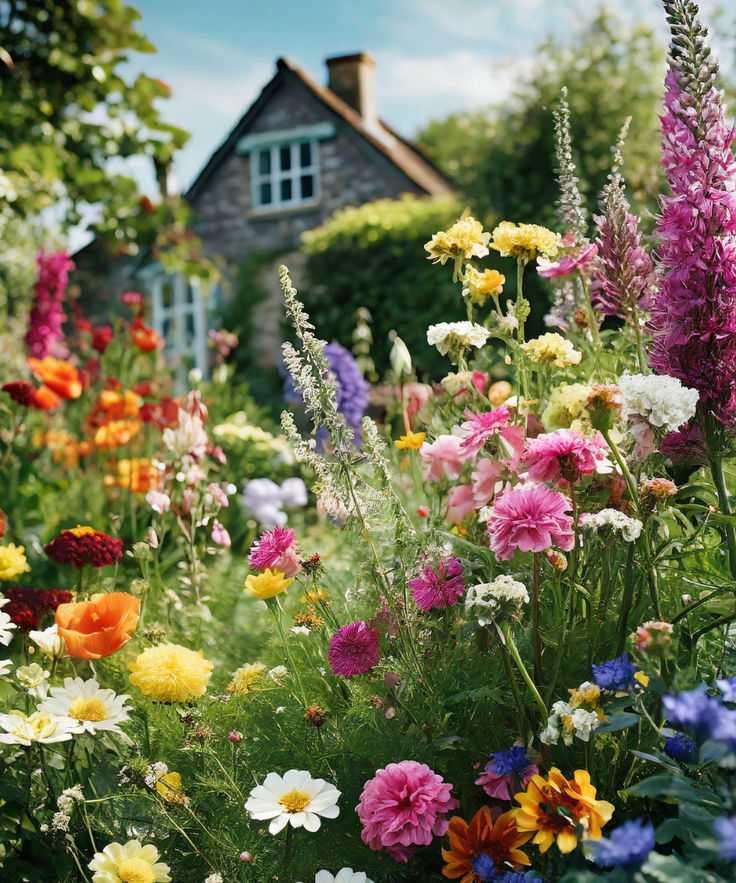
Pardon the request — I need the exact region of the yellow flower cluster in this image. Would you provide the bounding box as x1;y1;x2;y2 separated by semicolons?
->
0;543;30;581
462;267;505;306
227;661;266;695
522;333;582;368
424;216;490;265
128;643;213;703
541;383;593;433
490;221;560;261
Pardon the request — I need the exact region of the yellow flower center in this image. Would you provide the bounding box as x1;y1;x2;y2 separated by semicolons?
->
117;857;155;883
278;789;311;813
68;697;107;722
67;525;95;537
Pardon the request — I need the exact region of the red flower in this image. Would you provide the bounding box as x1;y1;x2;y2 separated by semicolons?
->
139;195;156;214
2;381;35;407
92;325;113;354
131;318;160;353
4;586;73;616
44;526;123;569
76;318;92;333
4;600;38;631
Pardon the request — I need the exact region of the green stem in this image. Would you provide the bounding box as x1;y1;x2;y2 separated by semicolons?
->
630;305;648;374
269;600;308;708
499;622;547;726
532;553;541;685
704;422;736;580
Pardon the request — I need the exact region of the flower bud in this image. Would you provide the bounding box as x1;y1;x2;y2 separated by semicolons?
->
390;336;412;379
228;731;243;743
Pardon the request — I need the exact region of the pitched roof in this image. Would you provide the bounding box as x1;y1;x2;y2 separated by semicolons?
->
185;56;453;203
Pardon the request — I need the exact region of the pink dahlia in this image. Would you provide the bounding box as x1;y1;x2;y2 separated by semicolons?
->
458;405;512;458
407;557;465;611
488;484;575;561
328;621;380;678
357;760;458;861
524;428;611;485
248;526;301;577
420;434;467;481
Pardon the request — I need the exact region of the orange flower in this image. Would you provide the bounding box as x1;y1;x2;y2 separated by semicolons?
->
55;592;140;659
98;388;142;419
131;319;160;352
512;768;614;855
27;357;82;400
106;458;160;493
442;806;532;882
94;419;141;448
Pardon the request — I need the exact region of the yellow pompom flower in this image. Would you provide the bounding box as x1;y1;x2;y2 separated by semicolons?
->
227;662;266;695
128;643;213;703
490;221;560;261
88;838;171;883
463;266;505;306
0;543;30;581
394;431;426;451
244;568;293;600
521;333;582;368
425;216;490;265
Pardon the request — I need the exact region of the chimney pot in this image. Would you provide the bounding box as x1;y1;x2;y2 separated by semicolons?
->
326;52;377;125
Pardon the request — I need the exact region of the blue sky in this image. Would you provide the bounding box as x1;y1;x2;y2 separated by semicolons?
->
122;0;703;196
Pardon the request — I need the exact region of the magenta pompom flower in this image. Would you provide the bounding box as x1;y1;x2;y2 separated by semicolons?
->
407;558;465;612
248;526;301;578
524;428;611;486
488;483;575;561
328;621;380;678
356;760;458;862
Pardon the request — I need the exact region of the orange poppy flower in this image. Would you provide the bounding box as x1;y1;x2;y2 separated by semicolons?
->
94;419;141;448
55;592;140;659
32;384;63;410
131;319;160;352
512;768;614;855
442;806;532;882
27;357;82;400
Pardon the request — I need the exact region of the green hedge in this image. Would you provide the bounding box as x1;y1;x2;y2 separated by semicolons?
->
300;194;465;379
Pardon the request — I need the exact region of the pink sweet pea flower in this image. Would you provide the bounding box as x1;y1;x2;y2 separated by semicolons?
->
211;519;231;547
420;434;467;481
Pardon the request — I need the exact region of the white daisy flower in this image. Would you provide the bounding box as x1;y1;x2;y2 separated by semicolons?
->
0;711;83;745
38;677;131;736
245;769;340;834
88;839;171;883
28;623;65;659
0;598;16;646
315;869;376;883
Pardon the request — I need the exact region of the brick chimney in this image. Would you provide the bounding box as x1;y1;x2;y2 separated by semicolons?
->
326;53;377;125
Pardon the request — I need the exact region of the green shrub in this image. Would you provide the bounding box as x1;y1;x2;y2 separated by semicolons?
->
300;194;464;379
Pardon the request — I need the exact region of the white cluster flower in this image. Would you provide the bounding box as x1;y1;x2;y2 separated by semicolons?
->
145;762;169;789
57;785;84;815
291;626;311;637
580;508;643;542
541;701;601;746
464;576;529;627
51;811;70;832
497;314;519;335
269;666;289;684
617;372;699;433
205;874;224;883
426;321;490;356
242;477;308;527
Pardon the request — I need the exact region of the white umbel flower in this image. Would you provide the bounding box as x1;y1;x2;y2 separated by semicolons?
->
580;508;643;542
0;711;83;745
38;677;131;736
427;321;490;356
617;372;699;433
245;769;341;834
465;576;530;626
88;839;171;883
0;598;16;646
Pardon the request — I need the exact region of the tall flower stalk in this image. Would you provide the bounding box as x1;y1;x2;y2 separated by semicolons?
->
25;251;73;359
649;0;736;575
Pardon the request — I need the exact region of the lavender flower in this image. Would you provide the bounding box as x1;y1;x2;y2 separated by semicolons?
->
648;2;736;423
715;675;736;702
25;252;73;359
591;819;655;869
714;816;736;860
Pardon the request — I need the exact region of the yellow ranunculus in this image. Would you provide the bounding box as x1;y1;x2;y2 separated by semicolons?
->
394;431;426;451
244;568;293;600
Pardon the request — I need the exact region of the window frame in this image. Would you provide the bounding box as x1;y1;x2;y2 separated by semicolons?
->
250;137;320;212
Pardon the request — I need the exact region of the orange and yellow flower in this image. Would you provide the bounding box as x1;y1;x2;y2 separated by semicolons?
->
512;768;614;854
27;357;83;400
105;458;160;494
94;419;142;448
442;806;531;882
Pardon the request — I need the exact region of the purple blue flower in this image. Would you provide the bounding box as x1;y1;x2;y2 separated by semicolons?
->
592;652;637;692
663;732;696;763
470;856;539;883
662;688;716;736
715;675;736;703
591;818;655;868
490;745;534;778
714;815;736;860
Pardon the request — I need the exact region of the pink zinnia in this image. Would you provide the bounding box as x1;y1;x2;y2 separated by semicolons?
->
248;526;301;577
488;483;575;561
328;621;380;678
524;428;610;485
458;405;512;458
356;760;458;862
407;558;464;611
420;434;466;481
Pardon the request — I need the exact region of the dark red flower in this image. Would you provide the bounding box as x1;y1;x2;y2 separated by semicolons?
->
44;526;123;569
2;381;35;407
76;318;92;333
4;586;73;616
4;601;38;631
92;326;113;354
139;195;156;214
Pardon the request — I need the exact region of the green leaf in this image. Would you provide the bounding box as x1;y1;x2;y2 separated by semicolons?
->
625;774;721;806
595;712;641;733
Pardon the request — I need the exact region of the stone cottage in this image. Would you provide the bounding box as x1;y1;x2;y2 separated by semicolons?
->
77;53;453;378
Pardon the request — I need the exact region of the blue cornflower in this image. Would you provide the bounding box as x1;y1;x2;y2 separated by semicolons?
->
715;675;736;703
497;873;540;883
708;703;736;752
662;688;717;736
471;854;497;882
714;815;736;860
663;732;696;763
592;652;637;692
490;745;532;777
591;818;655;868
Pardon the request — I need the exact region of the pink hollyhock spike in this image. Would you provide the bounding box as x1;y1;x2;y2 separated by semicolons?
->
488;483;575;561
248;526;301;577
25;251;74;359
357;760;458;862
420;434;466;481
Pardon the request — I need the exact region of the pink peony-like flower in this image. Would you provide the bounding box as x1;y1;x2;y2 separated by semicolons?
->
357;760;458;861
248;526;301;577
447;484;478;525
420;434;466;481
458;405;512;458
488;483;575;561
524;428;611;486
328;621;380;678
408;558;465;611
